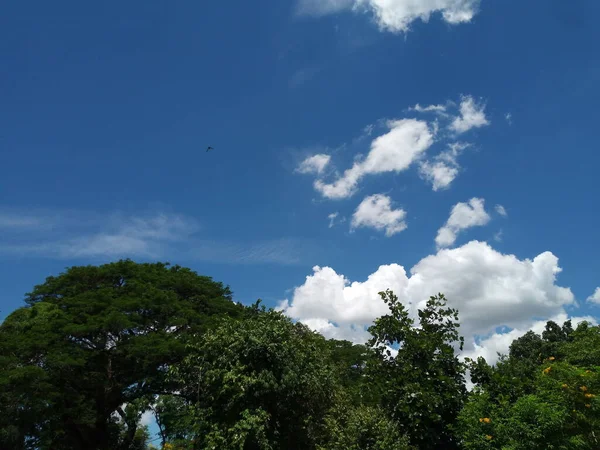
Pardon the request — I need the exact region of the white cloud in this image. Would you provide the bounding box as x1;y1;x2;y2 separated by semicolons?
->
351;194;407;237
296;154;331;175
495;204;507;217
449;95;490;134
298;0;482;33
435;198;490;248
297;96;490;198
493;230;503;242
587;287;600;304
409;103;448;114
314;119;434;199
505;113;513;125
419;142;469;191
280;241;576;356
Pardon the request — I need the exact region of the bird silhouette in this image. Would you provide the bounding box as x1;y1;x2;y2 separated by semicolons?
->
206;146;214;152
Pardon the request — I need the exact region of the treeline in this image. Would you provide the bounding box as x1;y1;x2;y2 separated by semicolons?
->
0;260;598;449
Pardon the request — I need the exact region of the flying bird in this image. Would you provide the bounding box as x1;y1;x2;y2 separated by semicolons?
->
206;146;214;152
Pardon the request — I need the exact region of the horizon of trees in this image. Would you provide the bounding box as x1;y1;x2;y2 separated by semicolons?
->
0;260;598;449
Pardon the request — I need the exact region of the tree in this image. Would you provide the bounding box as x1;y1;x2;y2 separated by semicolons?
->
458;321;600;449
318;401;413;450
457;362;600;449
169;305;337;450
366;291;467;450
0;260;244;450
326;339;378;406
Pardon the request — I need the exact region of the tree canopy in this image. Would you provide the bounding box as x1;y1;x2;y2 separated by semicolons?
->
0;260;244;450
1;260;599;450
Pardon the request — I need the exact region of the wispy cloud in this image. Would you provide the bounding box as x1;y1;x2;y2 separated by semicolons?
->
289;66;322;88
0;210;309;265
495;204;508;217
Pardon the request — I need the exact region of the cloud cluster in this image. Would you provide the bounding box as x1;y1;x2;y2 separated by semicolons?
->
314;119;434;199
351;194;407;236
435;198;490;248
279;241;576;360
297;95;490;200
298;0;482;33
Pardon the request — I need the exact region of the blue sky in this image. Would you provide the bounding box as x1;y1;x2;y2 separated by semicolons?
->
2;0;600;361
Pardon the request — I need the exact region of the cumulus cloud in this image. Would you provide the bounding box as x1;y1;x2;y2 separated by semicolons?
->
351;194;407;237
435;198;490;248
298;0;482;33
280;241;576;356
419;142;469;191
314;119;434;199
587;287;600;304
297;96;490;198
296;154;331;175
449;95;490;134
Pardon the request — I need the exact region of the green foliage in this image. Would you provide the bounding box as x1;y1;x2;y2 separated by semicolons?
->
319;401;413;450
3;260;600;450
458;323;600;449
366;290;467;450
0;260;243;450
169;305;337;450
326;339;378;406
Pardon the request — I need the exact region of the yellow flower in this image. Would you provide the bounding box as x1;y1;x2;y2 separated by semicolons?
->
483;417;491;424
580;386;588;392
485;435;493;440
562;383;568;389
585;404;591;408
543;367;551;374
585;393;596;399
548;356;555;361
586;370;591;374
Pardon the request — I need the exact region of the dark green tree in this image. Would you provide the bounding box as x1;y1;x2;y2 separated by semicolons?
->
0;260;244;450
366;290;467;450
169;305;337;450
326;339;378;406
318;401;413;450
